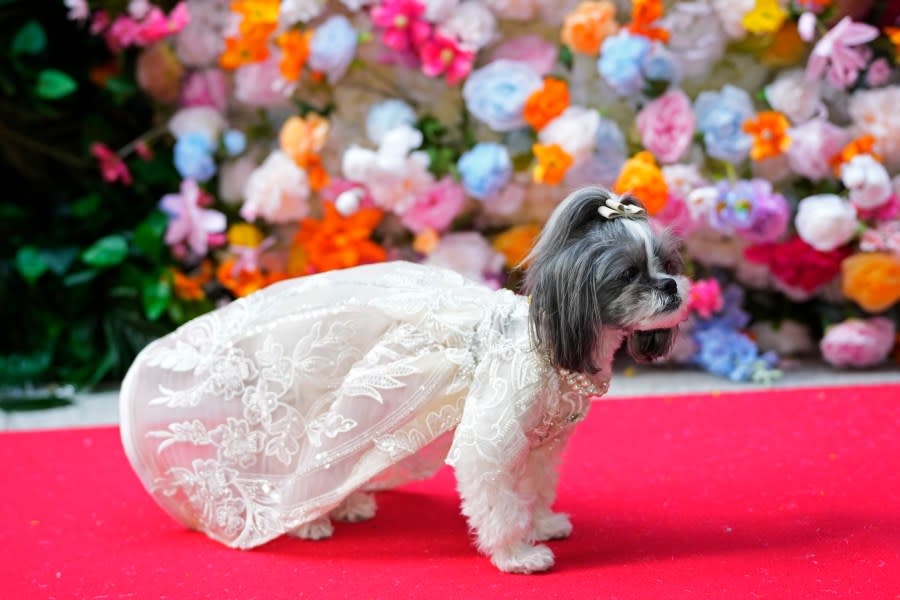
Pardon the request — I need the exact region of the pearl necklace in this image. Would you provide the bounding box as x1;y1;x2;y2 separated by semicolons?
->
556;367;609;397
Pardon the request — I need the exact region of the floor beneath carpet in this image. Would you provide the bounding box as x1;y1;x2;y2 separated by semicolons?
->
3;360;899;431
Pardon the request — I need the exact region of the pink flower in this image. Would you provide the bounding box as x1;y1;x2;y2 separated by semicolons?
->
320;178;377;211
635;89;695;164
820;317;896;368
234;57;289;108
806;17;878;89
159;179;227;257
134;3;190;46
401;176;466;233
90;143;132;185
688;278;724;319
424;231;505;289
857;194;900;223
371;0;431;53
181;69;228;110
786;119;850;182
105;15;141;51
418;32;474;84
859;221;900;256
491;35;557;76
866;57;891;87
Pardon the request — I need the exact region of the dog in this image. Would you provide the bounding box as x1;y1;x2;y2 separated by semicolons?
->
120;185;689;574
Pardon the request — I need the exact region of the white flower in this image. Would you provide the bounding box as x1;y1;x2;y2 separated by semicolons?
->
709;0;756;39
538;106;600;166
841;154;892;209
663;164;707;202
848;87;900;172
279;0;324;25
685;186;719;221
439;2;497;51
765;69;824;124
751;320;816;357
795;194;858;252
168;107;225;145
241;151;310;224
421;0;459;22
342;126;434;215
482;0;541;19
662;1;727;80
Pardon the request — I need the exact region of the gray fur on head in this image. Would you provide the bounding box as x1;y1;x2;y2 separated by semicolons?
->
521;186;689;374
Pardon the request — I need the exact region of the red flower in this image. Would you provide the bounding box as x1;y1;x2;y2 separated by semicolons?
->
744;236;850;293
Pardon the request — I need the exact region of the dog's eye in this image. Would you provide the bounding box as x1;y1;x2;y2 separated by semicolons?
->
620;267;639;282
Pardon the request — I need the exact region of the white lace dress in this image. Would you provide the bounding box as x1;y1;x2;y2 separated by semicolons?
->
120;261;595;549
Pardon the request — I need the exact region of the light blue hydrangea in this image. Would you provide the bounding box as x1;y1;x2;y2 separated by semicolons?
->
308;15;358;84
174;132;216;182
222;130;246;156
694;84;755;164
597;32;651;96
366;100;417;145
641;43;680;85
457;143;512;200
463;60;542;132
693;327;763;381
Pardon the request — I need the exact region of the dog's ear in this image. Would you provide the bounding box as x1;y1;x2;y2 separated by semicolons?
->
626;328;677;363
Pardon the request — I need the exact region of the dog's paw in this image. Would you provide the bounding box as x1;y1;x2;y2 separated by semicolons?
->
533;512;572;541
288;517;334;540
491;542;555;574
330;492;377;522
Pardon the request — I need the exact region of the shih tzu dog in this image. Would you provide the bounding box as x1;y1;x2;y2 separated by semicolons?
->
120;186;690;576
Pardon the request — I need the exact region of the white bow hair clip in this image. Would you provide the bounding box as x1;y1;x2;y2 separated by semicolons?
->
598;197;646;221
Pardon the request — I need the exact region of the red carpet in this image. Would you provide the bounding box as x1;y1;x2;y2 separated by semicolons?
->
3;384;900;599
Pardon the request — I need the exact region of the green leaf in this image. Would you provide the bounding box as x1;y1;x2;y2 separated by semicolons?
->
0;349;52;382
81;234;128;268
141;276;171;321
15;246;48;283
11;20;46;56
558;44;573;70
69;194;101;217
133;210;168;262
41;247;79;275
63;270;99;287
35;69;77;100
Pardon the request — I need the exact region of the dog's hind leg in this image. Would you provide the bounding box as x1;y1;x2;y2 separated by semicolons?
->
330;491;377;522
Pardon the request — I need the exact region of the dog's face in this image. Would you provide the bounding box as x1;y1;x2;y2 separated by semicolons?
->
524;187;690;373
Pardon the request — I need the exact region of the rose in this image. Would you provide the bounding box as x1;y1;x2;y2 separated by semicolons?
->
786;119;850;181
490;35;557;76
366;100;418;145
401;176;466;233
561;1;618;55
636;89;695;164
241;151;310;223
180;69;228;111
842;252;900;313
841;154;892;209
694;84;755;164
424;232;505;289
597;31;650;96
463;60;542;132
820;318;896;367
456;142;512;200
744;236;849;294
795;194;858;251
661;0;727;79
849;87;900;171
764;68;823;123
439;1;496;50
538;106;600;166
234;57;289;108
308;15;358;84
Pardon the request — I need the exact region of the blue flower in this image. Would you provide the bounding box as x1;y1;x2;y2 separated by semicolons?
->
694;84;754;164
222;130;246;156
463;60;542;132
641;43;680;85
598;32;650;96
457;143;512;200
174;133;216;182
308;15;358;84
366;100;417;144
693;327;761;381
593;117;627;182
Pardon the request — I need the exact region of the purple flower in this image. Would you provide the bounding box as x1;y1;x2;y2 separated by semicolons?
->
160;179;226;257
709;179;790;244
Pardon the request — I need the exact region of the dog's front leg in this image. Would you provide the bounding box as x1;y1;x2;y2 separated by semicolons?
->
526;432;573;542
454;446;555;574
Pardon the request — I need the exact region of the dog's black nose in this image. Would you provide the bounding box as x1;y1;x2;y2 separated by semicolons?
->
660;278;677;295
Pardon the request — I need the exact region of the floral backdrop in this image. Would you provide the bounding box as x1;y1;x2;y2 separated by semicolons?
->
3;0;900;398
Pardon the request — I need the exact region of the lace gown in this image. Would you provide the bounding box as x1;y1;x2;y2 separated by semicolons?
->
120;261;594;549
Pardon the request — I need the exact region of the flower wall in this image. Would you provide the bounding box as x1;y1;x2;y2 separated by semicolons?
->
5;0;900;391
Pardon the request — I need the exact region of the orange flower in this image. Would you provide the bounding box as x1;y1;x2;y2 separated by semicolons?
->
613;151;668;215
294;203;386;273
885;27;900;62
524;78;570;131
829;135;882;174
532;144;574;185
561;1;619;55
219;24;274;70
744;111;792;161
231;0;279;27
492;224;541;268
305;155;330;192
279;114;330;168
760;22;806;67
216;258;286;298
627;0;669;43
277;29;312;81
842;252;900;313
413;228;440;255
171;261;212;301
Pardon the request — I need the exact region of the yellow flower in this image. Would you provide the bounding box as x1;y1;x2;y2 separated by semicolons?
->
227;223;265;247
741;0;787;35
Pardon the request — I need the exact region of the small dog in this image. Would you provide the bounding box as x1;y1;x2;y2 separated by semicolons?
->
120;186;689;574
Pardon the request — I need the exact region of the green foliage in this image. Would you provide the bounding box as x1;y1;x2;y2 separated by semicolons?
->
0;1;181;393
